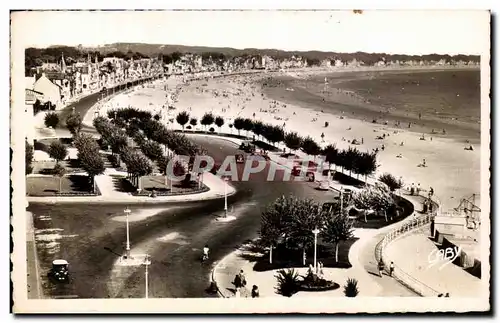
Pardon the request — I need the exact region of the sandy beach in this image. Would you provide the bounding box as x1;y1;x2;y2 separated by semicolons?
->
95;68;482;211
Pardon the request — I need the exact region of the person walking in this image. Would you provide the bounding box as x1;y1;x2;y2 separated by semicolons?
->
239;270;247;288
389;262;395;276
251;285;260;298
378;259;385;277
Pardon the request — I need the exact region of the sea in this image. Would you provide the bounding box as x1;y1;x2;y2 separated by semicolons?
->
261;68;481;141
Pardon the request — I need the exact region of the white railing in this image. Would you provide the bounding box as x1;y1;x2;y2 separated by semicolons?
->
374;192;442;297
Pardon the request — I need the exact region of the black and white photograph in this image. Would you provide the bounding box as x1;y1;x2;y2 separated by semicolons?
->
10;9;491;313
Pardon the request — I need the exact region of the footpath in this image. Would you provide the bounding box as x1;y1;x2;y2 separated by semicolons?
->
26;211;43;299
27;170;235;204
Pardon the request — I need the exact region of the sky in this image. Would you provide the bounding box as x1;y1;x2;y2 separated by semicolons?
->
11;10;490;55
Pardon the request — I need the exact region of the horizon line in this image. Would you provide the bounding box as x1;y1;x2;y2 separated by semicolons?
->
25;42;481;57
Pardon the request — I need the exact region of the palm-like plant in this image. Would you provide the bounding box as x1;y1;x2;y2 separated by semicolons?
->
343;278;359;297
275;269;300;297
44;112;59;129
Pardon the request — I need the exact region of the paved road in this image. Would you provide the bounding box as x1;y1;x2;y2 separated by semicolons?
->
28;135;338;298
55;78;156;133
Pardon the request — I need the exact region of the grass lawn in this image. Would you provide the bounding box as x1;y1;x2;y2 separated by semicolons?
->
32;159;84;175
117;175;205;195
245;238;359;272
26;175;95;196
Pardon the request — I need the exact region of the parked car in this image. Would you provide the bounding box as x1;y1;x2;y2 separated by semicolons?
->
48;259;70;283
318;180;330;190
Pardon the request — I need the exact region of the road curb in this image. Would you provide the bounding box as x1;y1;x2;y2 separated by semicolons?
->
210;261;227;298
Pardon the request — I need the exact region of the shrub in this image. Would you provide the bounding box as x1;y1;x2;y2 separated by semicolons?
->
186;125;192;130
275;269;300;297
343;278;359;297
325;121;329;128
44;112;59;128
209;127;215;133
154;114;161;121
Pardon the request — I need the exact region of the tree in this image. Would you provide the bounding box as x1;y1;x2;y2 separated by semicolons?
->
66;112;82;135
285;197;325;265
242;118;254;137
74;133;105;192
48;140;68;165
25;140;34;174
284;132;302;153
54;163;66;192
260;197;290;264
214;116;224;132
139;140;163;162
301;136;321;157
342;147;360;177
233;117;245;136
351;183;395;221
378;173;403;192
323;144;338;170
44;112;59;128
201;112;215;130
344;278;359;297
252;120;264;140
321;210;354;262
176;111;190;131
356;152;378;182
123;150;153;190
190;117;198;127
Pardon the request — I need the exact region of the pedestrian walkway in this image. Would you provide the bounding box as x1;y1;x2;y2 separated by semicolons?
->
385;233;482;297
26;211;43;299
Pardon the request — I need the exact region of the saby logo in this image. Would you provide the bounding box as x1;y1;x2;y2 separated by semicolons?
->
427;246;462;270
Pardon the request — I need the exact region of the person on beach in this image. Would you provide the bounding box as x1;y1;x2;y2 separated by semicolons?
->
422;159;427;167
410;183;415;195
417;183;421;195
389;262;395;276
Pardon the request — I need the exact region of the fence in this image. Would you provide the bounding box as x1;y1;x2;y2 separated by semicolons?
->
374;191;442;297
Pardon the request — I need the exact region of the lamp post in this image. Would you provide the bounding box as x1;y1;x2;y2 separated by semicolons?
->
340;187;344;214
143;254;151;299
224;176;228;217
124;207;131;257
312;228;320;273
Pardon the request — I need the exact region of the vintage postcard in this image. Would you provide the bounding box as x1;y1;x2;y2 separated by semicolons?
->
11;9;491;313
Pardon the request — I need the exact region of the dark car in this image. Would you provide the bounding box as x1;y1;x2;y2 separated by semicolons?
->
48;259;70;283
